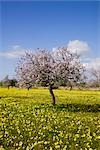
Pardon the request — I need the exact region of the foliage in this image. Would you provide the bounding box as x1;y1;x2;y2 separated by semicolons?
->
0;88;100;149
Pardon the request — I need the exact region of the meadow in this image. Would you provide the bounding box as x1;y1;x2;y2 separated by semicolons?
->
0;88;100;150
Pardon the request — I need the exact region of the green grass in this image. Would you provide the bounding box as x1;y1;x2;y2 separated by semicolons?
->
0;88;100;150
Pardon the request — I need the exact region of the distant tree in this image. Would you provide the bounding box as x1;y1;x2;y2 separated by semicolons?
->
91;68;100;87
0;81;3;87
2;75;17;89
16;47;85;105
9;79;18;88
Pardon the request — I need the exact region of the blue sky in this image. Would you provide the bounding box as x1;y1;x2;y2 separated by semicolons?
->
0;1;99;80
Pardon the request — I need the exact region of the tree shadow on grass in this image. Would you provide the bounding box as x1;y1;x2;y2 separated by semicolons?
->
35;103;100;113
53;103;100;112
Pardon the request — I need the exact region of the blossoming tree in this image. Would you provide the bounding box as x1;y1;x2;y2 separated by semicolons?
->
16;47;85;105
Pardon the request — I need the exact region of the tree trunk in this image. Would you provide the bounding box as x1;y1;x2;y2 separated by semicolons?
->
27;85;32;90
70;84;72;91
27;87;30;91
49;85;56;105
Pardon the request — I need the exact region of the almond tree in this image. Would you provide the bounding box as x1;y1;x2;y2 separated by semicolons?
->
2;75;17;89
16;47;85;105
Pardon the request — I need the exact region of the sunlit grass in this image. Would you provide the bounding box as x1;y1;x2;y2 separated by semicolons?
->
0;88;100;149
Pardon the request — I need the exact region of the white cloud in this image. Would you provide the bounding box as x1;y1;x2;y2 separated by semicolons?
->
52;40;90;56
67;40;90;55
0;45;25;58
86;58;100;69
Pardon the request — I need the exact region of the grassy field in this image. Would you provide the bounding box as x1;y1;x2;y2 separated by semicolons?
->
0;88;100;150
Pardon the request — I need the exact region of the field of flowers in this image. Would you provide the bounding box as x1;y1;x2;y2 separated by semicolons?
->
0;88;100;150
